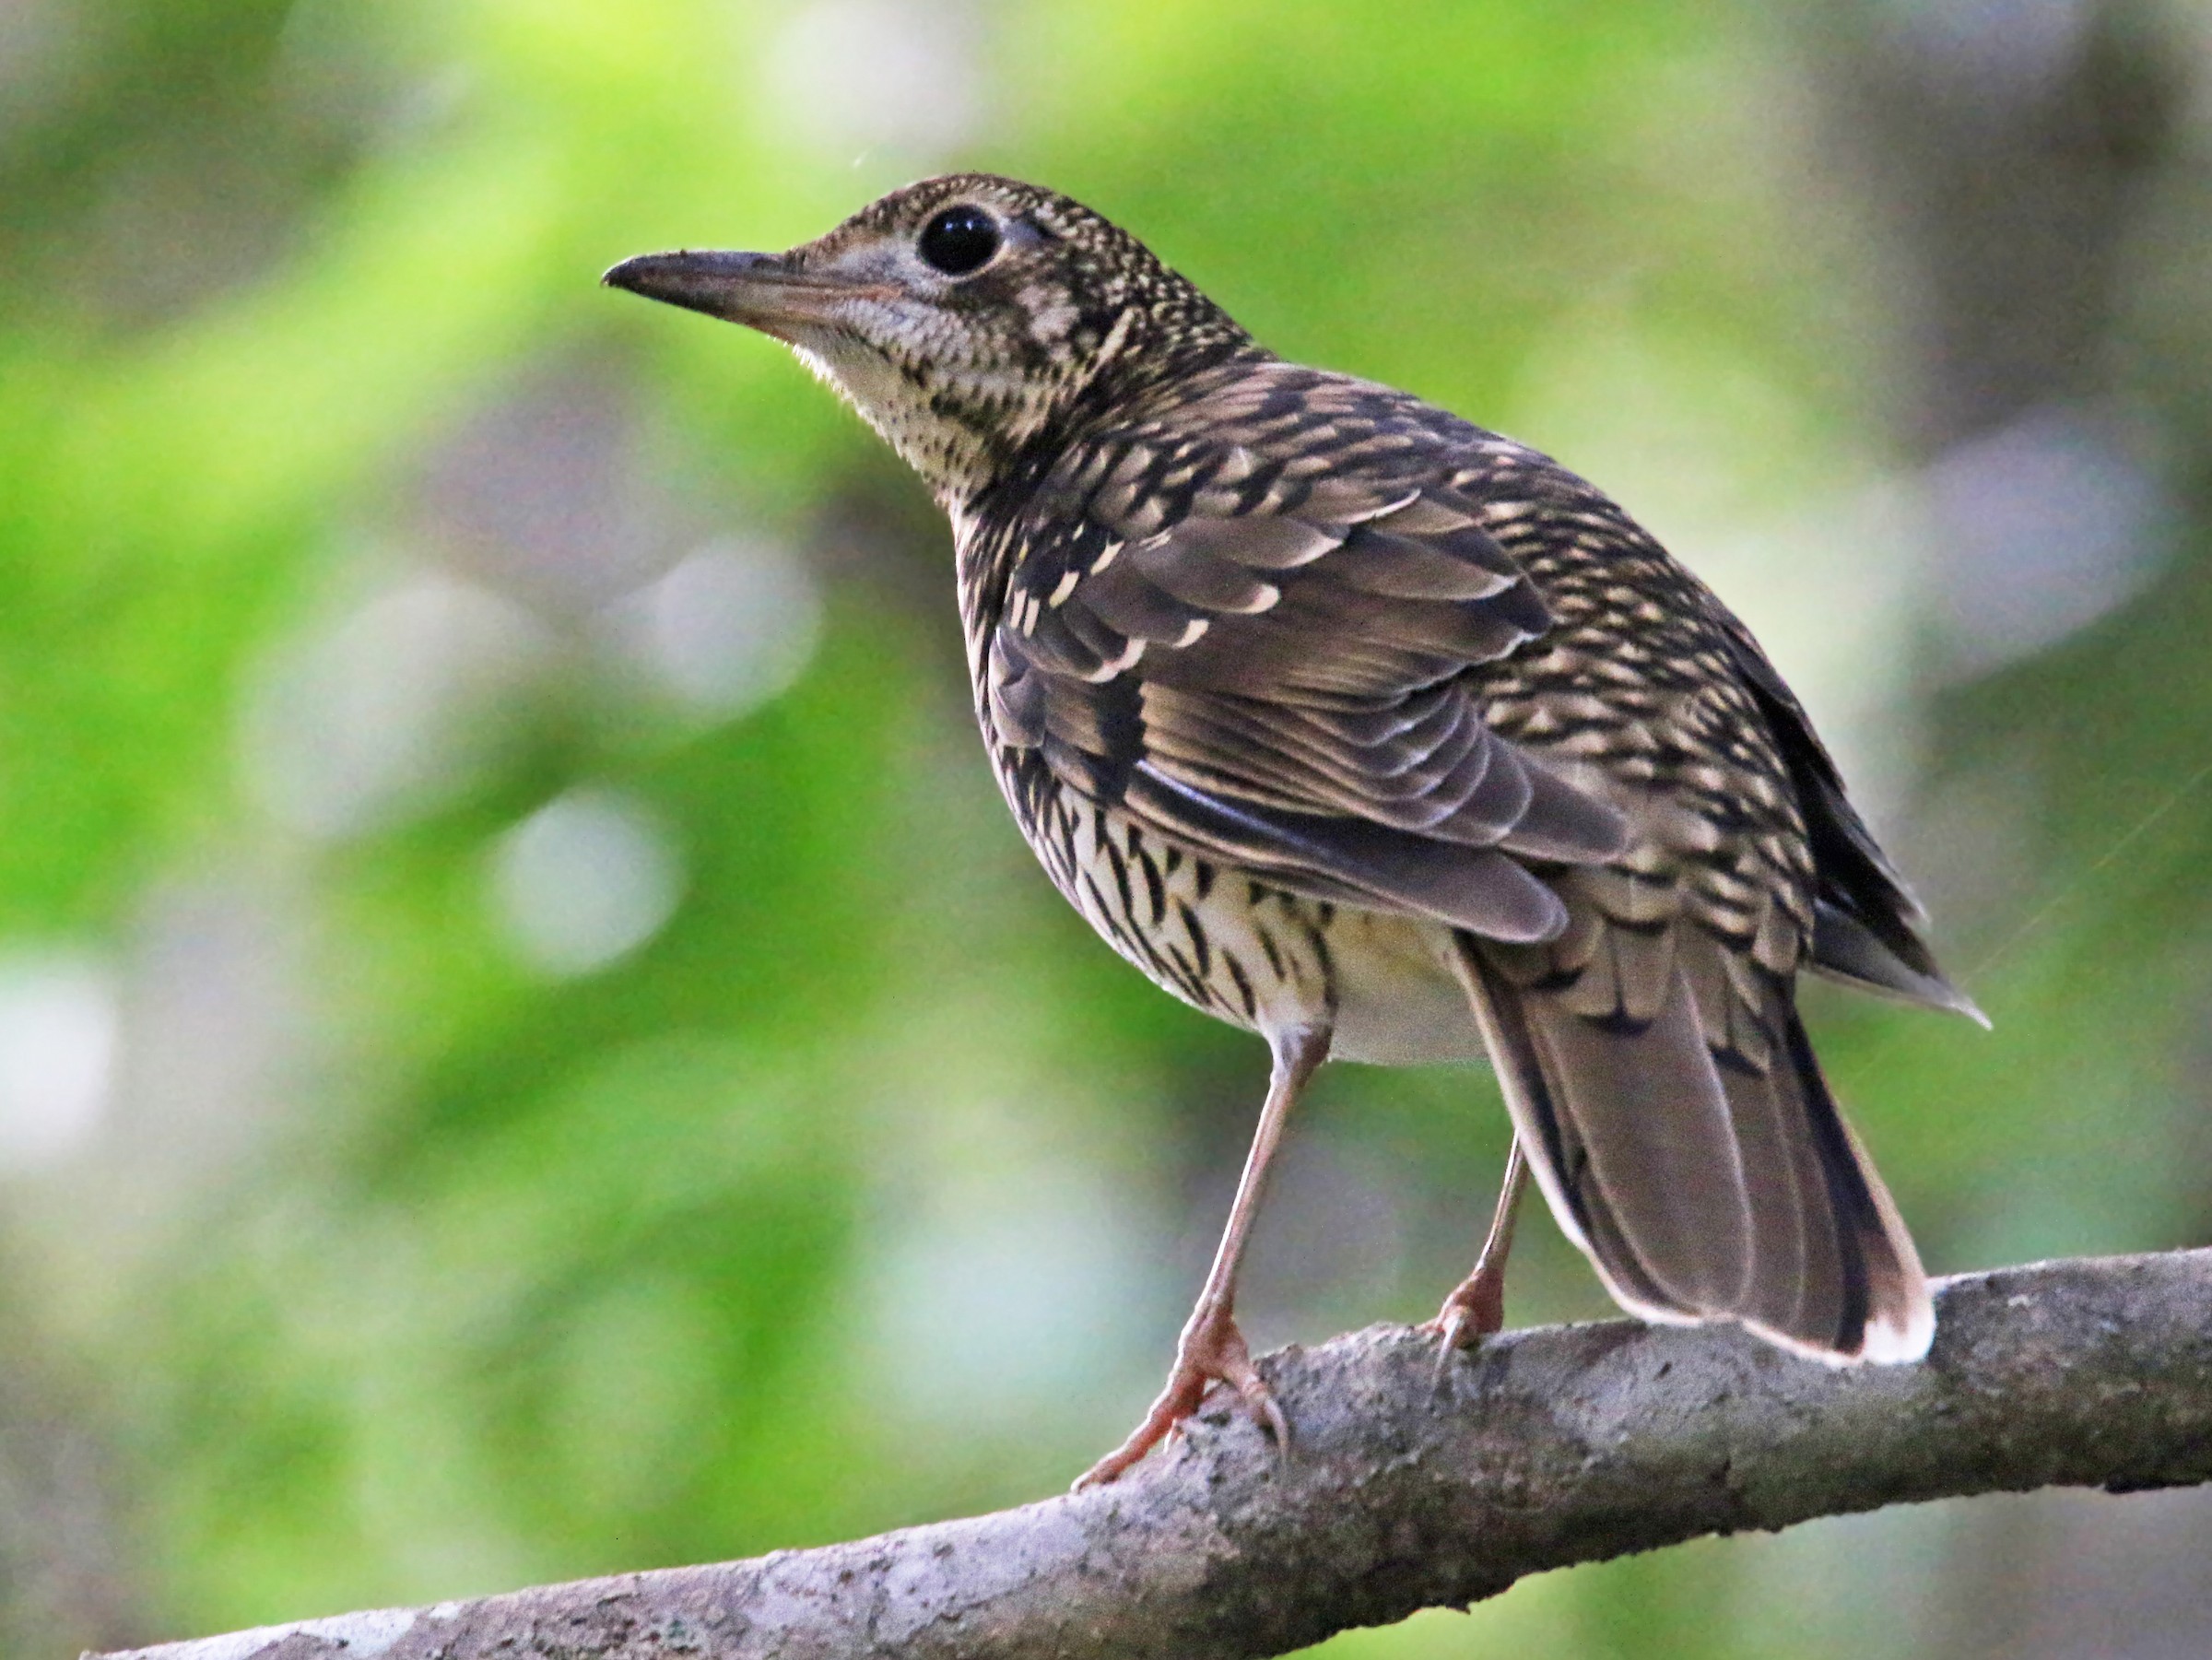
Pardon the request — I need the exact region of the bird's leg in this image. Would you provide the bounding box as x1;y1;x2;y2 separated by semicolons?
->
1424;1136;1529;1356
1074;1023;1331;1490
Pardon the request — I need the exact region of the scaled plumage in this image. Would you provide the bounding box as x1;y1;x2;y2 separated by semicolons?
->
606;173;1980;1484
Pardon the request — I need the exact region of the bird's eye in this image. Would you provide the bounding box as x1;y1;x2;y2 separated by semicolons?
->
917;206;1001;277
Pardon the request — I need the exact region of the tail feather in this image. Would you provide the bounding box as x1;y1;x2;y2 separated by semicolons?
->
1453;933;1932;1363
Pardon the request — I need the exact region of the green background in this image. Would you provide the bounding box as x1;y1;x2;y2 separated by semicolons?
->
4;1;2210;1654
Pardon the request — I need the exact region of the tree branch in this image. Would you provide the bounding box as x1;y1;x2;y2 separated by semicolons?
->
89;1250;2212;1660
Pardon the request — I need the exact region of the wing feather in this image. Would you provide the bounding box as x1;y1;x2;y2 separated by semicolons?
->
981;451;1629;937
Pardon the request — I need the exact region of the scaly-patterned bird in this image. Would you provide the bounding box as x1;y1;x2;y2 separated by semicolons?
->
606;175;1983;1489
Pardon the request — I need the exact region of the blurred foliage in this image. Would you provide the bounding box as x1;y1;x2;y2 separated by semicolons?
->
2;1;2210;1655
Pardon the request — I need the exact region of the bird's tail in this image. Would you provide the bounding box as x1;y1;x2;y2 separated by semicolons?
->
1453;932;1933;1363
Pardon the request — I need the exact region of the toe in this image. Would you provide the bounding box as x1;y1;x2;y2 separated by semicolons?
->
1076;1311;1289;1487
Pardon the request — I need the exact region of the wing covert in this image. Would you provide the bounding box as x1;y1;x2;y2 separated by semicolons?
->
982;432;1630;941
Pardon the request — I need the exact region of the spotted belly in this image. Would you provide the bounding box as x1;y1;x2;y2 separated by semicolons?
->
1014;770;1487;1065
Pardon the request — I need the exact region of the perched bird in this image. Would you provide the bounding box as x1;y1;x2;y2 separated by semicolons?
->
605;174;1983;1489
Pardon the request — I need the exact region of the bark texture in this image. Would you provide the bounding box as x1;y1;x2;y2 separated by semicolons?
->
89;1250;2212;1660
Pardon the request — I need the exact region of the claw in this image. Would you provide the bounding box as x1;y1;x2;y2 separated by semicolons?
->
1427;1305;1471;1388
1253;1383;1291;1466
1232;1366;1292;1470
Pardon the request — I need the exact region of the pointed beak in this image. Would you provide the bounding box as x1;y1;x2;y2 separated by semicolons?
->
602;250;882;338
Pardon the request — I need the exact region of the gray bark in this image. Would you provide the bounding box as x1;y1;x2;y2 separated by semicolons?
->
88;1249;2212;1660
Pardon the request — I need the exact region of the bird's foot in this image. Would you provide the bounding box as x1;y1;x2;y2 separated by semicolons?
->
1422;1265;1508;1383
1073;1301;1286;1489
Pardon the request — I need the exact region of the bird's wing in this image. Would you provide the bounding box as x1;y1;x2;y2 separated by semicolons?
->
1705;606;1983;1020
980;424;1629;944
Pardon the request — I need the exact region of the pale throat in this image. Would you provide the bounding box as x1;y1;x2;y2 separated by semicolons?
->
787;316;1088;509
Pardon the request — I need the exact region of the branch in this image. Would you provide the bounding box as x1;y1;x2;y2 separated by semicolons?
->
90;1250;2212;1660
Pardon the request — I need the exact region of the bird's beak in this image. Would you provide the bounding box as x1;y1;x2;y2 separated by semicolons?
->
602;250;881;340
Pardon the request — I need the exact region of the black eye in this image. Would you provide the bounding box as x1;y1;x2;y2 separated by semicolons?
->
917;205;1001;276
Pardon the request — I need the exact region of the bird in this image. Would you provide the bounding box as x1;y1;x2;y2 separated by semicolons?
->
604;173;1983;1489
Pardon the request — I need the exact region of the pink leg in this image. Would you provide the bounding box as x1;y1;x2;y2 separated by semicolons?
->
1074;1023;1331;1489
1423;1136;1529;1352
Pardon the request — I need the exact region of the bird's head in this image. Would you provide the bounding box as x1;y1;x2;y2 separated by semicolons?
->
605;173;1255;508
